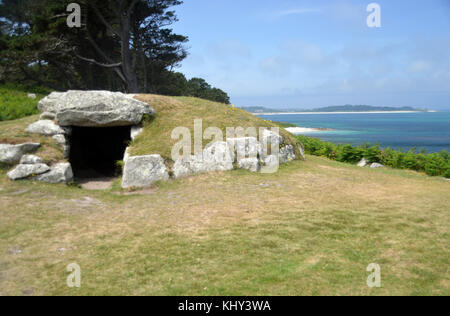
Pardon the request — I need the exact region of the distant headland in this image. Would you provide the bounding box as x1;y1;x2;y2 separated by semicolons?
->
243;105;431;114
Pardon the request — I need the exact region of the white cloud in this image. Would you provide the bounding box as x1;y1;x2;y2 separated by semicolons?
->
275;8;321;18
409;60;433;73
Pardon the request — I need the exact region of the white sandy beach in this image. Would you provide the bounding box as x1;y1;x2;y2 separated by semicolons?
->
285;127;333;134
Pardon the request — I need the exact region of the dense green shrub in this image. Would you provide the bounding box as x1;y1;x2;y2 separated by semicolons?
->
0;84;49;121
297;135;450;178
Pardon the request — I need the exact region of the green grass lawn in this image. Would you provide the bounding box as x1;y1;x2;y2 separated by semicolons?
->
0;156;448;296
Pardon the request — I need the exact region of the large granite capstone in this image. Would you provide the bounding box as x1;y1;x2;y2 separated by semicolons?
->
38;91;154;127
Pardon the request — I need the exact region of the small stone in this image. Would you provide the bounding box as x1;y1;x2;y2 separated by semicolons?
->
20;155;43;165
27;93;36;99
357;158;368;167
122;155;169;188
26;120;66;136
173;142;235;179
7;163;50;180
52;134;66;145
36;163;73;184
0;143;41;165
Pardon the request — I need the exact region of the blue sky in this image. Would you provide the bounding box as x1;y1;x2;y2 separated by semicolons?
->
171;0;450;110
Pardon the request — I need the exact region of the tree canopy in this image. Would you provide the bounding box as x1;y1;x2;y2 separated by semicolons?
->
0;0;230;103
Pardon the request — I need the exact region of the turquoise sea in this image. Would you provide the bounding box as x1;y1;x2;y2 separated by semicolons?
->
258;112;450;153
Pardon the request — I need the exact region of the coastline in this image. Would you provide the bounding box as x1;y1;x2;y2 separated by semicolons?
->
255;111;431;115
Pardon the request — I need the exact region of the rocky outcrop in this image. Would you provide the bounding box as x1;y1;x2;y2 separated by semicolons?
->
38;91;154;127
122;154;169;189
36;163;73;184
0;143;41;165
26;120;66;136
7;163;50;180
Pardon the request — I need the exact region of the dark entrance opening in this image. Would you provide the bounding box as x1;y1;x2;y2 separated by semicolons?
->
69;126;131;179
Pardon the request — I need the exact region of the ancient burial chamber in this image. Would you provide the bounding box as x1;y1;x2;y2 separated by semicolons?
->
4;90;300;189
3;91;152;184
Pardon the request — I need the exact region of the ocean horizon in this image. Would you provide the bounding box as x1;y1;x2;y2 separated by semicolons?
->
258;111;450;153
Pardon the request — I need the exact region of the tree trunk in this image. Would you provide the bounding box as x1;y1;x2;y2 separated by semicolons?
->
120;16;139;93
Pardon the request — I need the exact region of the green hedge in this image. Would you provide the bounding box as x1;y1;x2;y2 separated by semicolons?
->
0;84;50;121
297;135;450;178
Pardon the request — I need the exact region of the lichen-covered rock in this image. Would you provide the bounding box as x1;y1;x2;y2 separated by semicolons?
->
38;91;154;127
238;158;260;172
201;141;235;172
26;120;66;136
227;137;261;161
20;155;43;165
279;145;296;163
122;155;169;188
0;143;41;165
173;141;234;179
172;155;203;179
7;164;50;180
36;163;73;183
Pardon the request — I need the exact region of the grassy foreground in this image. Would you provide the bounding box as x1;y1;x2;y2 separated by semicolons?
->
0;155;449;296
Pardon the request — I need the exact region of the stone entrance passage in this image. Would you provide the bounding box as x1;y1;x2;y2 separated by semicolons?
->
69;126;131;178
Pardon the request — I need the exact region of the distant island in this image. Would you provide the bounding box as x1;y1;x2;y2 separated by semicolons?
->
242;105;429;114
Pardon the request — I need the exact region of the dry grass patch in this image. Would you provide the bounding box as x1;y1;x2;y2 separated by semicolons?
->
0;156;448;295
